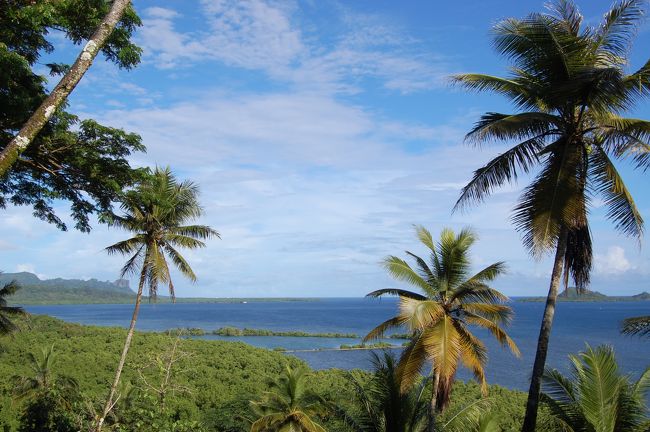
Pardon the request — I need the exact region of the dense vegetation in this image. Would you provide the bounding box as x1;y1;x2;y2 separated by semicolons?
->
0;315;550;431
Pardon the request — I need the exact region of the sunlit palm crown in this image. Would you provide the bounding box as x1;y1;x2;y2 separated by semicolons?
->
542;345;650;432
104;167;219;299
453;0;650;289
364;226;519;409
250;366;327;432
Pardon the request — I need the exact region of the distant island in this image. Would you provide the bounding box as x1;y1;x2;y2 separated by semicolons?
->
0;272;318;305
517;286;650;302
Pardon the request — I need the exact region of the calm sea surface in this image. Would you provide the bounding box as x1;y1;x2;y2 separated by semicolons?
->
24;298;650;391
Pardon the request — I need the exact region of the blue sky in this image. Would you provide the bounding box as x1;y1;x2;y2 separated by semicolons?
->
2;0;650;297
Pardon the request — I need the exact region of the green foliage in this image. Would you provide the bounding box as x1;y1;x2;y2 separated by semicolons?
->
11;345;82;432
0;0;145;231
541;345;650;431
0;315;307;431
0;314;564;431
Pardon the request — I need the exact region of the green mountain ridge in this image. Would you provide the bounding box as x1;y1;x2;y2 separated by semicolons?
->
0;272;136;304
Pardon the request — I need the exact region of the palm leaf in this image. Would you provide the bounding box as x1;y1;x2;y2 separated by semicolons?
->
454;136;546;211
589;145;644;239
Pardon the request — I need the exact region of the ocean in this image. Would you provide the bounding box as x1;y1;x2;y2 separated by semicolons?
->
24;298;650;392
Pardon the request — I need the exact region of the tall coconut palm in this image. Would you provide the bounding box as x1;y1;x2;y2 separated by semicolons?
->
0;278;26;336
364;226;519;430
451;1;650;429
250;366;328;432
542;345;650;432
95;167;218;431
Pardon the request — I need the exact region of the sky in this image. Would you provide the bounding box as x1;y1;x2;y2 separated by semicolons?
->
2;0;650;297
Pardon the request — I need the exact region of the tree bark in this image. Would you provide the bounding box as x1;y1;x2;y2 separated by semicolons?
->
521;227;569;432
95;266;146;432
427;371;439;432
0;0;132;177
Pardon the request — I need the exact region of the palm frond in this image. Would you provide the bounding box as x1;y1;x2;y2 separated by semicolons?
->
512;138;585;255
363;316;405;342
621;316;650;337
589;145;644;239
563;223;592;292
593;0;645;61
382;256;433;295
454;136;546;211
464;313;520;357
396;333;427;393
366;289;426;301
465;112;560;144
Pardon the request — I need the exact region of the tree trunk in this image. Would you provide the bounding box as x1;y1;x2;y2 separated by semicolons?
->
427;371;439;432
0;0;132;177
521;227;568;432
95;267;146;432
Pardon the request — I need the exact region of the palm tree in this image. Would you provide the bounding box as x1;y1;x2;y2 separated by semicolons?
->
0;278;26;336
542;345;650;432
249;366;328;432
13;345;78;402
95;167;219;431
12;345;80;432
339;351;428;432
451;1;650;429
338;351;500;432
621;316;650;337
364;226;519;429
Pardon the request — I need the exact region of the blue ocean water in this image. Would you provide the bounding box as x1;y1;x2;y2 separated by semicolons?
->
24;298;650;391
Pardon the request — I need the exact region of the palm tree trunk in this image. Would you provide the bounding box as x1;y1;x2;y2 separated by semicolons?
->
0;0;132;177
427;371;439;432
95;267;146;431
521;227;568;432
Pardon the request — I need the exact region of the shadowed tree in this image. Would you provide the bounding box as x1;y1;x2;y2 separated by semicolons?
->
542;345;650;432
337;351;499;432
0;277;26;336
364;226;519;431
451;1;650;429
338;351;428;432
95;167;219;431
250;366;329;432
12;345;80;432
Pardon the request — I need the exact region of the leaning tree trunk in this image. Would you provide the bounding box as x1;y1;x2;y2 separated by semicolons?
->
95;267;146;432
427;371;440;432
521;227;568;432
0;0;132;177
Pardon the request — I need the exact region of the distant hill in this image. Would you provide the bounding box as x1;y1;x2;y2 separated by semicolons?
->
558;286;607;300
0;272;136;305
518;287;650;302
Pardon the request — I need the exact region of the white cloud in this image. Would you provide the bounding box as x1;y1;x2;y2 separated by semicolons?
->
136;1;451;94
16;263;36;273
595;246;633;274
